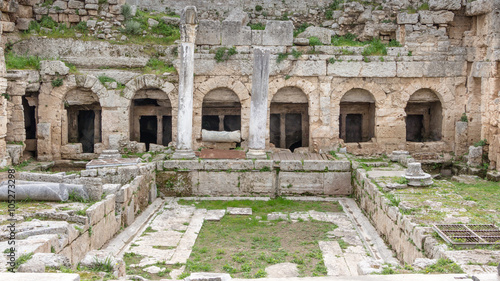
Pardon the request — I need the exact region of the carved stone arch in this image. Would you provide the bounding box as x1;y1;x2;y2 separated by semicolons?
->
267;78;314;151
193;77;251;143
402;81;453;143
125;75;177;149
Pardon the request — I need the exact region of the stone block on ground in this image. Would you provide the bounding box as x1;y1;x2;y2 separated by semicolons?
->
185;273;231;281
0;181;68;201
227;207;252;215
467;146;483;166
265;262;299;278
205;209;225;221
40;60;69;76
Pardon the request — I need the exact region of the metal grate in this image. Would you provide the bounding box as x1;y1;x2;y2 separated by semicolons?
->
433;224;500;246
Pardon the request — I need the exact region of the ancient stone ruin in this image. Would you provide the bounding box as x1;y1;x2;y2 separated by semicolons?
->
0;0;499;280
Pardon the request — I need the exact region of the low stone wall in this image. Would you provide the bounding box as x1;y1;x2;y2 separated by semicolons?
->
352;167;446;264
157;159;351;197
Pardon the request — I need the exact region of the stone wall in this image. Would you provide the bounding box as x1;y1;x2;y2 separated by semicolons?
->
352;166;447;264
157;159;351;196
14;162;157;265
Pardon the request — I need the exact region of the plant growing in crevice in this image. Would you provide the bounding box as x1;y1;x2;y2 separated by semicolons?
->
214;46;237;63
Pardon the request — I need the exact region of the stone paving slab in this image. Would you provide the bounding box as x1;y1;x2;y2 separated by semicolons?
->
0;273;80;281
86;158;140;169
205;209;226;221
227;207;252;215
319;241;351;276
231;274;499;281
199;149;246;159
169;208;207;264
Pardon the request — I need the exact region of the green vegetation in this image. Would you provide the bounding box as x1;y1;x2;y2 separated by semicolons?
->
121;4;133;20
291;49;302;58
324;0;342;20
14;252;33;270
473;139;487;147
308;36;323;46
143;58;176;74
248;23;266;30
293;23;311;37
419;258;463;274
331;33;367;47
460;113;468;122
255;5;263;12
5;53;42;70
214;46;237;63
178;197;343;215
124;20;142;35
276;52;289;63
418;2;429;11
51;78;63;87
178;198;343;278
361;38;387;56
388;39;402;47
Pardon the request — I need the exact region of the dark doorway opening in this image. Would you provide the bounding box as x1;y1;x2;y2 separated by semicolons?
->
162;116;172;146
270;114;280;148
78;110;95;153
345;114;362;143
285;113;302;151
22;97;36;139
202;115;220;131
140;116;157;151
223;115;241;131
406;114;424;142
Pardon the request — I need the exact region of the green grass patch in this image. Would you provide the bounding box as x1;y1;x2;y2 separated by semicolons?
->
178;197;343;216
143;58;176;75
181;212;337;278
331;33;367;47
5;52;42;70
248;23;266;30
361;38;387;56
214;47;237;63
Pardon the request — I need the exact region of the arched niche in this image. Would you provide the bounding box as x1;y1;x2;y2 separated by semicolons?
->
64;88;102;153
339;88;375;143
405;89;442;142
130;88;172;150
201;88;241;132
270;87;309;151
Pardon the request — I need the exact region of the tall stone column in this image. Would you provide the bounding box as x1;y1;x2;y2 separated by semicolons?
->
172;6;198;159
247;48;270;159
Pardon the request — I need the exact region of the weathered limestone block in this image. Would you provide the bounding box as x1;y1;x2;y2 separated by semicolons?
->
432;11;454;24
161;16;180;25
262;20;293;46
327;61;362;77
68;0;84;9
52;0;67;9
254;160;273;170
296;26;332;45
85;200;106;225
279;172;323;195
61;143;83;156
289;60;326;76
17;5;33;18
203;160;253;170
324;172;352;195
359;62;396;77
1;21;15;32
221;10;250;46
252;30;263;45
163;160;203;170
16;18;33;31
303;160;351;171
397;12;418;24
40;60;69;76
239;171;275;194
6;144;23;165
279;160;303;171
396;61;424;77
202;129;241;142
467;146;483;166
429;0;461;10
195;171;240;195
466;0;494;16
196;20;221;45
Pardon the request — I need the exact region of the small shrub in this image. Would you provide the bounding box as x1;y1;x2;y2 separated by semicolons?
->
309;36;322;46
121;4;133;20
214;46;237;63
418;2;429;10
51;78;63;87
255;5;263;12
293;23;311;37
408;50;413;56
388;39;402;47
460;113;468;122
361;38;387;56
248;23;266;30
124;20;142;35
98;75;116;84
291;49;302;58
40;15;58;29
276;52;289;63
75;21;88;33
474;139;487;147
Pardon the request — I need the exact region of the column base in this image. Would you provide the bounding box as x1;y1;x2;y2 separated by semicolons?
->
171;149;196;159
246;149;267;159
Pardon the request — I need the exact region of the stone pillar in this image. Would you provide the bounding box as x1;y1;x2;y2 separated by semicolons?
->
172;6;198;159
247;48;270;159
